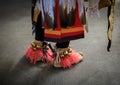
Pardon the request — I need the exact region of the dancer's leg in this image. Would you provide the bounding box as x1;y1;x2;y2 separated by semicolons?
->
53;41;83;68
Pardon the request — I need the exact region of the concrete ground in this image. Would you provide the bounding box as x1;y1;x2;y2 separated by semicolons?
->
0;0;120;85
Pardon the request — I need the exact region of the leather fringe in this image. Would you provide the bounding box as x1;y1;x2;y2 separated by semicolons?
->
107;0;115;51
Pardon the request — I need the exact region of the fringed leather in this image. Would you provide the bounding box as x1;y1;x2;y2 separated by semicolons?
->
107;0;115;51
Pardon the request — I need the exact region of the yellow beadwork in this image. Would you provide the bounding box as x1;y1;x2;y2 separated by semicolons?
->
31;41;43;50
58;47;72;58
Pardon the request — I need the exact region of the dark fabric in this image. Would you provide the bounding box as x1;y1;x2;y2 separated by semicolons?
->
56;41;70;48
31;0;37;24
35;12;44;41
107;5;111;52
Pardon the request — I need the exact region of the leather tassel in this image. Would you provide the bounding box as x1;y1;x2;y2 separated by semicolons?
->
107;0;115;51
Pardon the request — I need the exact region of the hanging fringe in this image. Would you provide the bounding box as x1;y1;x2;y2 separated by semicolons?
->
107;40;111;52
107;0;115;51
32;24;36;35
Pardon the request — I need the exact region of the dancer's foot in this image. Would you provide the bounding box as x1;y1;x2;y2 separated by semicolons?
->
53;46;83;68
25;40;54;64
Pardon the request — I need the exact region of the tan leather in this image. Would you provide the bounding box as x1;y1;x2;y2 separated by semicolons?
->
99;0;112;9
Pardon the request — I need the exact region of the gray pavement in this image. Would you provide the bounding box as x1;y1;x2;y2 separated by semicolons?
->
0;0;120;85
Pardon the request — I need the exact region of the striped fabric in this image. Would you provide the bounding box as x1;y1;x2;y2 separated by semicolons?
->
42;0;85;42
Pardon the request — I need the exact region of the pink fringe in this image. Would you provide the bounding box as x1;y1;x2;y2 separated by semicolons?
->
60;57;71;68
25;46;53;64
59;50;81;68
25;46;43;64
41;49;54;63
67;50;81;64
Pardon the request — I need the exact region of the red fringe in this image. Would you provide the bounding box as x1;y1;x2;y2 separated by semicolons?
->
25;46;53;64
42;49;54;63
67;50;81;64
60;57;71;68
59;50;81;68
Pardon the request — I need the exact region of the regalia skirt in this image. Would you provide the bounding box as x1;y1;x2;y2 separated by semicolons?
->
33;0;86;42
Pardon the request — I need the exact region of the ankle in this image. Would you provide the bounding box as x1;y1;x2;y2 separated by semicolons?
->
55;46;72;58
31;40;43;50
